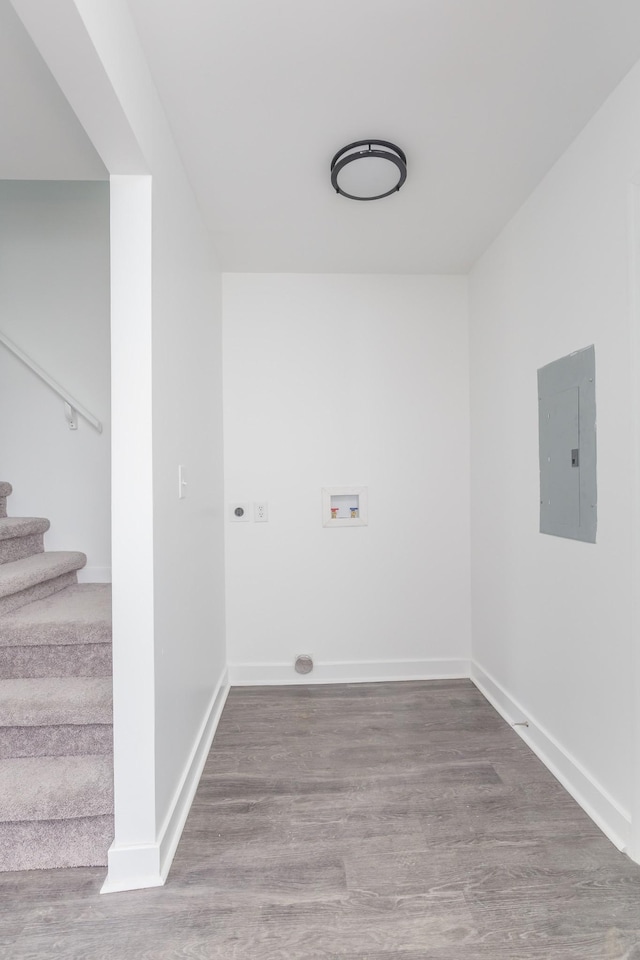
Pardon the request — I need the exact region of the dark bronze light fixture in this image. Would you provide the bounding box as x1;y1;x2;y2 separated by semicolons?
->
330;140;407;201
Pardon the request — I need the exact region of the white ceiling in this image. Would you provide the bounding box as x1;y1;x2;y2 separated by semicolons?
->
126;0;640;273
4;1;640;272
0;0;106;181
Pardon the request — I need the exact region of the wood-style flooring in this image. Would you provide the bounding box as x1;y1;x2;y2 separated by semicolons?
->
3;679;640;959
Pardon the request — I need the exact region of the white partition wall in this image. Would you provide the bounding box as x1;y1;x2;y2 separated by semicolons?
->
223;273;471;685
10;0;227;891
468;57;640;854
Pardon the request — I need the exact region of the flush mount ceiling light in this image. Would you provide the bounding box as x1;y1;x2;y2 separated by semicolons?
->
330;140;407;201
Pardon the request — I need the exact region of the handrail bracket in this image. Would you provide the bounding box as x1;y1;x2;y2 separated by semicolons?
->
64;402;78;431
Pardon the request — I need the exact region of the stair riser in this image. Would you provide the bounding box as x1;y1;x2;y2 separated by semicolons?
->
0;533;44;565
0;724;112;759
0;643;112;679
0;571;77;617
0;815;112;870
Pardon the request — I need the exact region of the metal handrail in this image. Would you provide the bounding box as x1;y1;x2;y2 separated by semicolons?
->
0;329;102;433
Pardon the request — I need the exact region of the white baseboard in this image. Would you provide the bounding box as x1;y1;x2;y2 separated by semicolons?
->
101;669;230;894
77;566;111;583
157;671;230;881
101;844;164;894
471;661;631;852
228;658;470;686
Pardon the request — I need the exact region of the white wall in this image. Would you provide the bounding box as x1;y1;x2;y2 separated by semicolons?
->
0;180;111;581
81;2;227;886
223;274;470;683
469;60;640;849
10;0;227;890
150;183;226;831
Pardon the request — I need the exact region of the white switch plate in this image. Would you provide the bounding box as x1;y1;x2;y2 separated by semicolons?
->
254;502;268;522
229;502;250;522
178;465;187;499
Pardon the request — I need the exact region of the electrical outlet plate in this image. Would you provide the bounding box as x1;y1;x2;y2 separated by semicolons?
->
229;502;250;522
254;502;268;522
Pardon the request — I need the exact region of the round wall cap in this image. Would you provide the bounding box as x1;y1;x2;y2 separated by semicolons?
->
295;654;314;675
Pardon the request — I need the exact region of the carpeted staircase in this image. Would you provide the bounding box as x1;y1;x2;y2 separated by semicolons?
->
0;481;113;871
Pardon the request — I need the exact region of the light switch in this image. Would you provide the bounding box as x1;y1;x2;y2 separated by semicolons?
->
178;465;187;499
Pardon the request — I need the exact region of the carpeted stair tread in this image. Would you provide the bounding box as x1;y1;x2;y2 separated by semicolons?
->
0;518;50;565
0;678;112;727
0;755;113;822
0;643;112;678
0;724;112;759
0;572;79;619
0;815;113;870
0;552;86;600
0;517;50;541
0;583;111;646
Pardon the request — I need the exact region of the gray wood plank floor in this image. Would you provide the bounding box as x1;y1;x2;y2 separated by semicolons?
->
3;679;640;959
